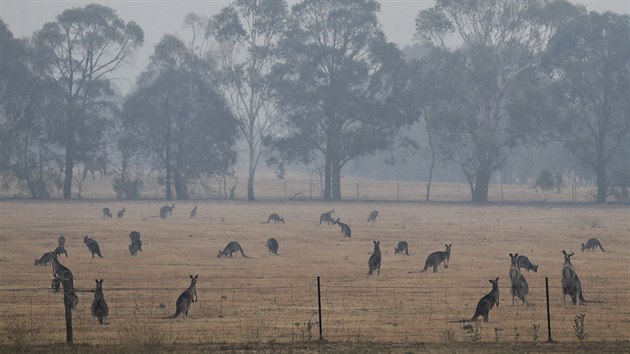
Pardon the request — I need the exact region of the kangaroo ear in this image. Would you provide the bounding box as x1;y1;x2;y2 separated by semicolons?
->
195;275;199;278
509;253;513;257
495;277;499;281
189;275;193;279
95;279;98;283
562;250;566;255
100;279;103;283
515;253;518;257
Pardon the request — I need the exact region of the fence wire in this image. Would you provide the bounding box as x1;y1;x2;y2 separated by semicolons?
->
1;276;628;345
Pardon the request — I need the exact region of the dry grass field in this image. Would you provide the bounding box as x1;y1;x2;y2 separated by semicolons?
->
0;196;629;352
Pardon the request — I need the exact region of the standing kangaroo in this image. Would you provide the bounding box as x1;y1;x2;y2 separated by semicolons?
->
91;279;109;325
333;218;351;238
84;235;103;258
266;237;279;255
470;277;500;322
509;254;529;306
421;244;451;273
217;241;250;258
319;209;335;225
102;207;112;219
167;275;198;319
190;205;197;218
266;213;285;224
51;254;77;309
368;241;382;275
55;235;68;257
117;208;126;219
582;238;605;252
129;231;143;256
561;250;588;305
160;204;175;219
367;210;379;224
516;255;538;272
394;241;409;255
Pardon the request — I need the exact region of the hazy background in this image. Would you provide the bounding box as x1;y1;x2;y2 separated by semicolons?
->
2;0;628;95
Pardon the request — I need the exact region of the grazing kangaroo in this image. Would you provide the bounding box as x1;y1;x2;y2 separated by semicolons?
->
368;241;382;275
217;241;250;258
470;278;500;322
421;244;451;273
167;275;198;319
102;207;112;219
509;254;529;306
367;210;379;224
35;251;54;266
266;213;285;224
319;209;335;225
51;277;61;293
394;241;409;255
128;231;142;256
84;235;103;258
516;255;538;272
160;204;175;219
561;250;590;305
190;205;197;218
91;279;109;325
117;208;126;219
266;237;279;255
582;238;605;252
333;218;351;238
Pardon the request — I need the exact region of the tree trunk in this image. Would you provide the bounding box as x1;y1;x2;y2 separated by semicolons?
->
174;175;188;200
63;143;73;199
164;118;172;201
596;163;607;203
332;154;341;200
247;143;256;201
425;112;436;202
324;142;332;201
472;160;493;203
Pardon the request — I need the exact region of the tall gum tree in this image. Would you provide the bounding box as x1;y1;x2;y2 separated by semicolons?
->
206;0;288;201
415;0;577;202
547;10;630;202
269;0;409;200
31;4;143;199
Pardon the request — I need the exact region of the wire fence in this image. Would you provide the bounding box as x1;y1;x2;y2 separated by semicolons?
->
1;276;629;345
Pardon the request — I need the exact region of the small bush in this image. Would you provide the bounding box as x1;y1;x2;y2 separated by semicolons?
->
113;177;143;200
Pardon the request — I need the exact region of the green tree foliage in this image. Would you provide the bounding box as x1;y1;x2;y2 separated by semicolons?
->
206;0;288;201
546;10;630;202
31;4;143;199
414;0;577;202
268;0;410;200
121;35;238;200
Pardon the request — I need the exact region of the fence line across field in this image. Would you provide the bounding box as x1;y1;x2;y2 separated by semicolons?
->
1;275;628;345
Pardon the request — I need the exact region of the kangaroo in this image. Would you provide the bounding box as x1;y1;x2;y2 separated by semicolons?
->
582;238;605;252
160;204;175;219
167;275;198;319
421;244;451;273
55;236;68;256
91;279;109;325
319;209;335;225
509;254;529;306
367;210;379;224
368;241;382;275
51;253;74;295
217;241;250;258
190;205;197;218
51;277;61;293
128;231;142;256
34;251;54;266
516;255;538;272
117;208;126;219
266;213;285;224
84;235;103;258
332;218;351;238
58;235;66;247
561;250;589;305
266;237;279;255
470;277;500;322
394;241;409;256
102;207;112;219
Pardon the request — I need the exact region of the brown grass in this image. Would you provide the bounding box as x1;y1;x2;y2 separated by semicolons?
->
0;196;629;350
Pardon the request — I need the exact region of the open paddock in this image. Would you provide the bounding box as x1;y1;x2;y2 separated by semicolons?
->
0;200;628;349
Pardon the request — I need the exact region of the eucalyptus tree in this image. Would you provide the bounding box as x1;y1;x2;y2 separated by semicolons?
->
547;10;630;202
414;0;577;202
207;0;288;201
31;4;143;199
122;35;238;200
269;0;409;200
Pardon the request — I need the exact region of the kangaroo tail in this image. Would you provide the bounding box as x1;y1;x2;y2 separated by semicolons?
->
163;311;179;319
240;249;252;258
579;292;601;303
599;244;606;252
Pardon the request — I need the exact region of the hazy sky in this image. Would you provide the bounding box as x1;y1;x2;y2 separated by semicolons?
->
2;0;629;94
